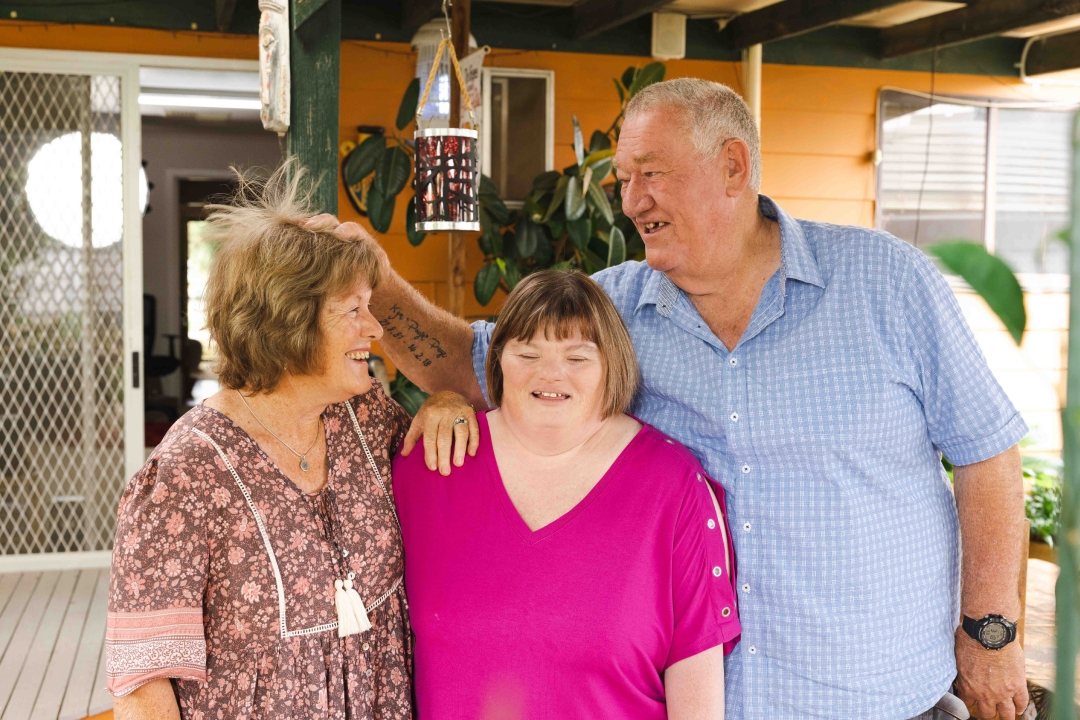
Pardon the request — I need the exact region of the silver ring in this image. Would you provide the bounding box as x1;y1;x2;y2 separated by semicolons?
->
453;416;468;426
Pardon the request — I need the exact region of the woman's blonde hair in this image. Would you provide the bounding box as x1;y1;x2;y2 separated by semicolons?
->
203;160;381;393
486;270;639;418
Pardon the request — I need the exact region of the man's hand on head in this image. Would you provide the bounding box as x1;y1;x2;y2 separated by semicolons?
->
302;214;392;277
953;627;1028;719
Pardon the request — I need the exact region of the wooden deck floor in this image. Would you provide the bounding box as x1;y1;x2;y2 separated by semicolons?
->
0;569;111;720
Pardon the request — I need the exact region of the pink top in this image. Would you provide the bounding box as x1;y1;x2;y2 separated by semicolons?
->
393;412;741;720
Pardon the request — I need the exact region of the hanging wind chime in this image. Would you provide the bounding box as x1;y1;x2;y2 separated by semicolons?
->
413;4;481;233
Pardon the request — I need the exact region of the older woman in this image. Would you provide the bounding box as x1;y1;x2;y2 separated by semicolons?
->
393;270;742;720
106;164;474;720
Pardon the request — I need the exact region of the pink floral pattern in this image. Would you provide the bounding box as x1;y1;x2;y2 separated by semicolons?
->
107;383;413;720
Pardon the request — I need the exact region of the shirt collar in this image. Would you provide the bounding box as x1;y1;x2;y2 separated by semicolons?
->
635;195;824;316
760;195;824;290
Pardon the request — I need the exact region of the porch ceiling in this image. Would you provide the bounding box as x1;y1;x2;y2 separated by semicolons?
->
4;0;1080;73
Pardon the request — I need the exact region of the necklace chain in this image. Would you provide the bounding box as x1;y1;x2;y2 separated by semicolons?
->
236;390;322;471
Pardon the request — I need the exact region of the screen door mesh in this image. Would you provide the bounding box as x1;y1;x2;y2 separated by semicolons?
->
0;72;126;554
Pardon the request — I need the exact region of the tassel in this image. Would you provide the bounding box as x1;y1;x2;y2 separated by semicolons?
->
335;579;361;637
344;577;372;633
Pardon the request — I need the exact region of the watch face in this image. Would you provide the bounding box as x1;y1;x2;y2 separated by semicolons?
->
981;622;1008;647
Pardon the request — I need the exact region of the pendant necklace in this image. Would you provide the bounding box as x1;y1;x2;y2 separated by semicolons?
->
236;390;322;472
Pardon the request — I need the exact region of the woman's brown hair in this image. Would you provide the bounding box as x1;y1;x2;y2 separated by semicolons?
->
485;270;639;418
203;160;381;393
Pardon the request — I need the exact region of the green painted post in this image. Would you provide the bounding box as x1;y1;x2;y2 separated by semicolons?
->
1055;110;1080;715
288;0;340;214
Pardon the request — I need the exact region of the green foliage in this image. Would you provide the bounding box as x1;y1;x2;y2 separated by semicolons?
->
340;85;426;241
929;241;1026;345
451;63;664;305
389;371;429;417
396;78;421;132
1024;454;1062;546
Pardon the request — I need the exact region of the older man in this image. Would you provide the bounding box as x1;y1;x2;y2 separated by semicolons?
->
327;78;1028;719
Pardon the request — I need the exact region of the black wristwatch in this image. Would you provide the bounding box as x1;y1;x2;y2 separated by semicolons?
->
961;614;1017;650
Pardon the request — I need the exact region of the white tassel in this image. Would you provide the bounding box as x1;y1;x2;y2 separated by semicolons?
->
335;579;361;637
344;577;372;633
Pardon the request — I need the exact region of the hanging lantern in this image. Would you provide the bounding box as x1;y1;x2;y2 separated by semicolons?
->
414;127;480;232
412;23;481;234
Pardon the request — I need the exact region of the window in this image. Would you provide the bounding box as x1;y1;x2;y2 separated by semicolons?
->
877;89;1073;276
481;68;554;203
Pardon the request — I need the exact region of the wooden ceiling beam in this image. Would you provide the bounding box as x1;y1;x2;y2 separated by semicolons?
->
214;0;239;33
719;0;914;50
880;0;1080;58
403;0;444;31
573;0;671;40
1022;28;1080;75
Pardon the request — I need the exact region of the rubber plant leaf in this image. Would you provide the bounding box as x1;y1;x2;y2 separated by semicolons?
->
621;67;637;90
929;241;1026;345
607;225;627;267
516;215;540;258
628;62;665;98
480;191;510;226
474;262;502;305
589;130;612;154
381;146;412;197
405;201;426;247
542;176;570;223
587;178;614;225
565;176;586;221
503;261;522;290
389;373;429;417
396;78;421;131
342;134;385;186
567;218;591;250
572;115;586;166
614;78;625;104
366;183;394;234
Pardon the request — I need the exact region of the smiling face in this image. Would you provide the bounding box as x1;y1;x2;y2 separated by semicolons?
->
498;326;607;433
310;279;383;402
615;106;751;287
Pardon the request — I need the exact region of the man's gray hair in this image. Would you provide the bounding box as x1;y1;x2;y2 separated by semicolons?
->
625;78;762;191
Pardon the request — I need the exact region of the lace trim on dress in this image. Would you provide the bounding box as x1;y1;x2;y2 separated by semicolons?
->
191;401;404;639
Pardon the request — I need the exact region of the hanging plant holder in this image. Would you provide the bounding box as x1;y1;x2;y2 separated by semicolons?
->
414;128;480;232
413;15;480;233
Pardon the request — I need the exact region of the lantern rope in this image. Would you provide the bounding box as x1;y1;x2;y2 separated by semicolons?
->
415;0;478;130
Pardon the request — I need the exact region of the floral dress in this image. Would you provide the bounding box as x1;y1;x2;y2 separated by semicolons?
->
106;383;414;720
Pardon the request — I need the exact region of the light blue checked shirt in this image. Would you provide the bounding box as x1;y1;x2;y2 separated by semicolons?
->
469;196;1028;719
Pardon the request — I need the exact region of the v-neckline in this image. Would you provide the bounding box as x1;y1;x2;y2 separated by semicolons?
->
478;411;646;546
199;402;337;501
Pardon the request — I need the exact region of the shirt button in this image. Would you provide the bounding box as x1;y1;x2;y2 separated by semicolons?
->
743;522;751;532
362;642;370;651
712;566;723;577
741;464;751;474
729;357;738;366
748;645;757;655
730;412;739;422
707;519;716;529
742;583;750;593
343;549;349;557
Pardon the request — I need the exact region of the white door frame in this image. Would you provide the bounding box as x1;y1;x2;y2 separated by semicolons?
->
0;47;259;572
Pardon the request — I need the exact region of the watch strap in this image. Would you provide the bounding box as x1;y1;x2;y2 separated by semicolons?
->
961;614;981;642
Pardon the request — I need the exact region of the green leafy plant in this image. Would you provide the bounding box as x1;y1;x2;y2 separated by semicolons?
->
1024;453;1062;546
370;63;664;306
341;77;426;243
389;370;430;417
929;241;1026;345
468;62;665;305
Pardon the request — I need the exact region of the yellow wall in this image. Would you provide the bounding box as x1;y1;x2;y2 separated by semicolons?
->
0;21;1065;452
